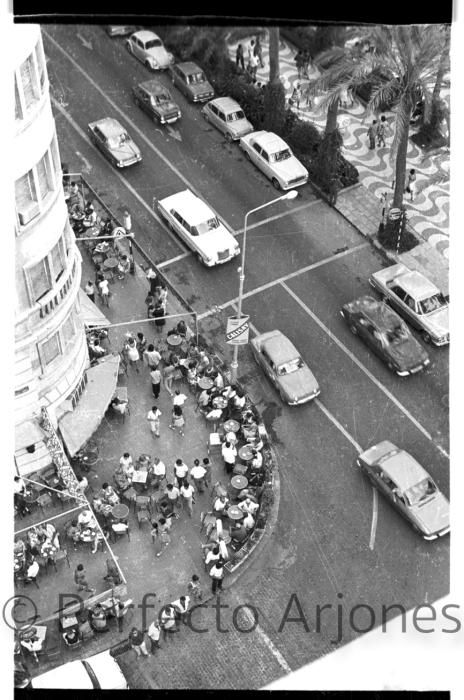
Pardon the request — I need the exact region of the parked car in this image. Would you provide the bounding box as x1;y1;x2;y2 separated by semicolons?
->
155;189;240;266
340;295;430;376
369;263;449;346
105;25;137;37
32;650;129;689
125;30;174;70
356;440;450;540
239;130;308;190
87;118;142;168
169;61;214;103
201;97;254;142
132;80;181;125
251;330;320;405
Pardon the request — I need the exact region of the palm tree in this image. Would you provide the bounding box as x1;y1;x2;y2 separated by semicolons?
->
268;27;281;84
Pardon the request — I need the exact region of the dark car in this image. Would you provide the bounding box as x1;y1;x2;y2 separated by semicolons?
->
169;61;214;103
132;80;181;125
87;118;142;169
340;295;430;376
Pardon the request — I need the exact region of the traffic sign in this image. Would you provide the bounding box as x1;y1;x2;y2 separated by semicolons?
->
226;315;250;345
388;207;401;221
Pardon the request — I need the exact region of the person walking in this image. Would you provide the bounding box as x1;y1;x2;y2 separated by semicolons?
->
153;301;166;333
136;332;147;356
169;404;185;437
151;457;166;490
254;35;264;68
125;337;140;373
163;363;176;396
174;458;189;488
114;601;128;633
74;564;95;593
172;389;188;408
84;280;96;303
209;561;225;595
221;440;237;475
150;367;162;398
376;115;388;148
171;595;191;628
147;405;162;438
405;168;417;201
235;43;245;71
143;344;161;370
187;574;203;602
190;459;206;493
294;49;304;79
247;51;259;81
98;277;110;307
128;627;149;657
164;484;181;517
147;619;161;654
159;605;178;640
180;479;195;517
202;457;212;488
367;119;377;150
290;83;302;109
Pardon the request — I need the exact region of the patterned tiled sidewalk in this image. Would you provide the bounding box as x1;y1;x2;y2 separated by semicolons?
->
227;32;450;261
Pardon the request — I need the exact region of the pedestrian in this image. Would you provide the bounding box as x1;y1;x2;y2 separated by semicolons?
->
123;209;132;234
128;627;149;657
84;280;96;303
120;452;134;479
136;332;147;356
145;267;159;295
294;49;304;79
290;83;302;109
186;361;198;393
164;484;181;517
172;389;188;408
153;301;166;333
171;595;191;627
159;605;178;640
153;518;172;556
367;119;377;150
190;459;206;493
204;544;221;570
147;405;162;438
103;557;122;586
163;362;176;396
247;51;259;80
125;337;140;373
98;277;110;307
209;560;225;595
147;619;161;653
173;458;189;487
74;564;95;593
187;574;203;602
143;343;161;370
254;35;264;68
180;479;195;517
157;284;168;311
405;168;417;201
339;87;349;109
150;367;162;398
169;404;185;437
151;457;166;489
222;440;237;474
235;42;245;71
202;457;212;488
376;114;388;147
114;601;128;633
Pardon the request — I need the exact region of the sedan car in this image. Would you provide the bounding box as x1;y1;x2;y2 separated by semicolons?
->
32;650;128;689
169;62;214;103
356;440;450;540
87;118;142;168
105;25;137;37
340;295;430;376
251;330;320;405
125;30;174;70
369;263;449;346
201;97;254;142
132;80;181;125
155;189;240;266
239;130;308;190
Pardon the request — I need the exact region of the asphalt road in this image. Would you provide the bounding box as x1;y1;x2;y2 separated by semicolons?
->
42;25;450;688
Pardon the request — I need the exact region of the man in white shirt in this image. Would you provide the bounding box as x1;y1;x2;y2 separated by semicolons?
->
190;460;206;492
171;595;190;627
151;457;166;489
147;619;161;653
180;480;195;517
204;545;221;569
143;344;161;369
172;390;187;407
120;452;134;478
213;494;229;516
222;441;237;474
251;449;263;469
78;509;94;528
174;458;189;487
160;605;178;639
147;406;162;438
238;498;259;517
98;278;110;307
198;388;212;407
14;476;26;494
243;512;255;531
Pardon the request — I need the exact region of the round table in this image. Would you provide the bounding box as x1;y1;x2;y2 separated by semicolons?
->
212;396;228;410
167;334;183;347
238;445;255;462
24;489;39;504
223;419;240;433
111;503;129;521
227;505;244;521
232;463;248;476
103;257;119;270
230;474;248;491
198;377;214;390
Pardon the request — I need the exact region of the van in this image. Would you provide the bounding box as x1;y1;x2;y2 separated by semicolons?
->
32;650;128;689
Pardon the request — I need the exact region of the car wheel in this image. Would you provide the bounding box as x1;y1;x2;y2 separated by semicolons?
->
225;132;233;143
202;111;209;122
126;43;133;53
272;177;281;190
244;151;251;161
145;61;152;71
387;361;395;372
134;97;140;107
422;331;432;344
349;323;358;335
196;253;204;265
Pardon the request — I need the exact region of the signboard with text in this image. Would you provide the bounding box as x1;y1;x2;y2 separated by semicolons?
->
226;315;250;345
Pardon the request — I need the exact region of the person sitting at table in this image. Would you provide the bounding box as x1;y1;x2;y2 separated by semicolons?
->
213;494;230;518
99;482;120;506
78;509;94;528
26;528;41;554
24;557;40;584
250;448;263;469
119;452;134;478
14;538;27;560
113;465;133;494
14;476;31;517
40;538;58;565
117;254;131;280
225;430;238;448
242;511;256;532
68;182;84;209
63;626;81;646
213;371;224;390
198;387;212;409
89;604;109;633
83;201;97;228
20;628;43;662
89;337;107;361
196;350;210;375
203;544;221;570
110;396;129;419
103;557;122;586
230;522;248;546
238;497;260;517
66;519;81;550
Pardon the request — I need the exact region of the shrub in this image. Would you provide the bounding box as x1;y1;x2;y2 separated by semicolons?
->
285;118;321;154
378;219;418;253
256;484;274;528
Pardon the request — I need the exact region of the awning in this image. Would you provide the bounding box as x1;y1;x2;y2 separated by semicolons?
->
59;355;120;457
15;420;46;451
78;288;110;329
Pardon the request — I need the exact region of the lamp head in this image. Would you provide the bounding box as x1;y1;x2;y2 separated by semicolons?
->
283;190;298;200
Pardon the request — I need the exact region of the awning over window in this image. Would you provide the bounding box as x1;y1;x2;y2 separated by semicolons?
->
58;355;120;457
78;288;110;329
15;420;46;452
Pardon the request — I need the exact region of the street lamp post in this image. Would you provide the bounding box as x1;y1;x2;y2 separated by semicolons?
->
230;190;298;385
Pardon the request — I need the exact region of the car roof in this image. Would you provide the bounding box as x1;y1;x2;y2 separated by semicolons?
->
176;61;203;74
381;451;428;491
209;97;242;113
159;189;215;225
132;30;161;42
251;131;289;152
346;295;403;331
396;270;439;300
261;332;299;364
91;118;125;137
138;79;168;96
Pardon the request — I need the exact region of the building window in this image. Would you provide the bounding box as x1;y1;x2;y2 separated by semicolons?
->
39;332;62;367
35;38;46;90
26;257;52;303
20;53;40;110
50;236;66;282
15;75;23;121
61;312;76;349
36;151;54;201
15;170;39;226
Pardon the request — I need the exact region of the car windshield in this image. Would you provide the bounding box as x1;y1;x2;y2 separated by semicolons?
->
227;110;245;122
194;217;220;235
107;132;129;149
145;39;162;49
277;358;304;376
418;293;447;315
152;93;170;105
385;323;409;344
404;478;436;506
271;148;292;163
188;72;206;84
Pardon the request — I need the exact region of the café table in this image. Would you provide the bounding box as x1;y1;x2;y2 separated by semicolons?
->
232;463;248;476
111;503;129;521
23;488;40;504
212;396;228;410
230;474;248;491
227;505;245;521
166;334;183;347
223;419;240;433
60;614;78;631
238;445;255;462
34;625;48;644
103;257;119;270
197;376;214;391
131;471;148;485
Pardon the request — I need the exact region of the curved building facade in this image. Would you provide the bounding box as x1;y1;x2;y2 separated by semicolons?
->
14;25;89;475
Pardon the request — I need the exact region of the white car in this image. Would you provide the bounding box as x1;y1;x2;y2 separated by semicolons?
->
125;30;174;70
155;189;240;266
239;130;308;190
201;97;254;142
32;650;128;689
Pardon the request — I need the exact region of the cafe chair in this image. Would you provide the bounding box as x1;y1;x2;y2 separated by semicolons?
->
149;491;164;516
78;621;95;643
52;548;71;570
199;511;216;537
111;521;130;542
210;481;227;500
62;633;82;650
37;492;53;516
207;432;223;456
136;502;151;529
120;486;137;505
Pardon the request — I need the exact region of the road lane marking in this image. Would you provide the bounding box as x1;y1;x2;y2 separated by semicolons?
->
196;243;370;320
233;196;323;237
369;488;379;550
238;604;292;674
314;399;363;452
281;281;448;458
157;252;192;268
